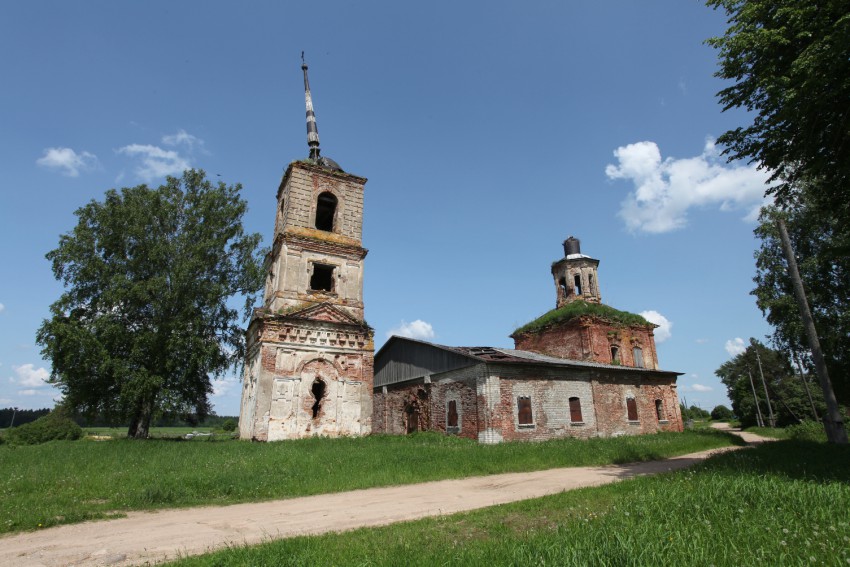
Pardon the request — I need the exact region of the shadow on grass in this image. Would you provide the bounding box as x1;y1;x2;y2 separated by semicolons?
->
699;439;850;484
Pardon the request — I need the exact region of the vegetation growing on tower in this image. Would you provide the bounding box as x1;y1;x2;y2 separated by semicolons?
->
512;301;652;336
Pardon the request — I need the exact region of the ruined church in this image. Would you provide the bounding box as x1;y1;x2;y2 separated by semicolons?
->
372;238;684;442
239;62;683;442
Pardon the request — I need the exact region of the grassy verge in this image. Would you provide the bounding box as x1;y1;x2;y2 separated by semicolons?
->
743;426;791;439
171;440;850;567
0;429;739;534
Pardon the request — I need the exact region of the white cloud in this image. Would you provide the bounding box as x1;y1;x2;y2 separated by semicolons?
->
162;129;206;153
692;384;713;392
639;310;672;343
0;303;5;314
387;320;435;341
36;147;98;177
211;375;238;398
18;389;44;396
605;138;771;233
117;144;191;181
725;337;747;357
10;364;50;387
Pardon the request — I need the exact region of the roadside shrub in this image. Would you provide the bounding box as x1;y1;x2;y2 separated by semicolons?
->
221;418;237;432
786;420;827;442
4;409;83;445
710;404;734;421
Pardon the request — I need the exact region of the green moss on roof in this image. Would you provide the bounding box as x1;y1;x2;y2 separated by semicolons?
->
512;301;652;335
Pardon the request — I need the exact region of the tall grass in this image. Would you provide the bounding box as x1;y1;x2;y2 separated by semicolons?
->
172;440;850;567
0;429;738;534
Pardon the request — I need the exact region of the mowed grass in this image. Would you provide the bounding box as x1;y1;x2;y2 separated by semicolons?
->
0;429;739;534
172;440;850;567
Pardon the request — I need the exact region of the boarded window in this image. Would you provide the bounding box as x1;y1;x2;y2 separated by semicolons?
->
315;192;338;231
569;397;583;422
309;263;334;292
633;347;644;368
655;399;664;421
517;396;533;425
626;397;638;421
447;400;458;427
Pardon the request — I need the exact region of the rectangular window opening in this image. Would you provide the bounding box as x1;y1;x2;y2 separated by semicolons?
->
633;347;645;368
569;396;583;423
517;396;533;426
309;263;335;292
447;400;458;428
626;397;639;421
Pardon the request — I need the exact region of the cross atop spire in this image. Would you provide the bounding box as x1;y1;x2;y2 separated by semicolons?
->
302;51;321;160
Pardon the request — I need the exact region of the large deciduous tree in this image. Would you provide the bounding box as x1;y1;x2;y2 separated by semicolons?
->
37;170;265;438
706;0;850;211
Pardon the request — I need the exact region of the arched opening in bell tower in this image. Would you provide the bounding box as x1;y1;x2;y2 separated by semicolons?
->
574;274;582;296
559;277;568;298
315;192;338;231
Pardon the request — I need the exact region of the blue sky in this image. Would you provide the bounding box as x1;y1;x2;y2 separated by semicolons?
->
0;1;773;417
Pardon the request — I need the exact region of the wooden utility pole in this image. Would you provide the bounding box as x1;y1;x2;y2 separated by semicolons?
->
792;351;819;421
753;344;776;427
776;217;847;444
747;369;765;428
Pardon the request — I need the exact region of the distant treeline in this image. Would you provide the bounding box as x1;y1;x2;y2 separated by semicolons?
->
0;408;50;428
1;408;237;429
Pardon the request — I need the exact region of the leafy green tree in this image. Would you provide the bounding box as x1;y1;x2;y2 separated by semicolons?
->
711;405;734;421
706;0;850;212
754;204;850;405
37;170;264;439
715;339;825;427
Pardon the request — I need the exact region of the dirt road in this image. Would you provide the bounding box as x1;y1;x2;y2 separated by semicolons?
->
1;427;765;566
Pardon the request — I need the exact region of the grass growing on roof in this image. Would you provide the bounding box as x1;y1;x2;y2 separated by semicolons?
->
512;300;652;335
171;440;850;567
0;429;739;534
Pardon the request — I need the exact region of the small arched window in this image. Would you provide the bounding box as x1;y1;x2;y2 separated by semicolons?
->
626;397;638;421
517;396;533;425
569;397;583;423
559;277;568;298
315;192;337;231
447;400;458;428
574;274;582;295
610;345;620;364
655;399;664;421
633;347;645;368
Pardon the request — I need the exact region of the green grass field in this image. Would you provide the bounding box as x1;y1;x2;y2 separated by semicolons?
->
83;426;226;438
170;440;850;567
0;429;740;534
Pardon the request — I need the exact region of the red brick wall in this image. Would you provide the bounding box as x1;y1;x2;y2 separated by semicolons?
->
590;375;683;436
513;318;659;370
372;367;682;442
373;377;478;439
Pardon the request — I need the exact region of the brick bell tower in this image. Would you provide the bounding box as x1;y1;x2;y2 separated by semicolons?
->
239;56;374;441
512;237;660;370
551;236;601;307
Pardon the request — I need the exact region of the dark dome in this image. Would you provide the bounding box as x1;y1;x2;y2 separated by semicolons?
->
318;155;344;172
